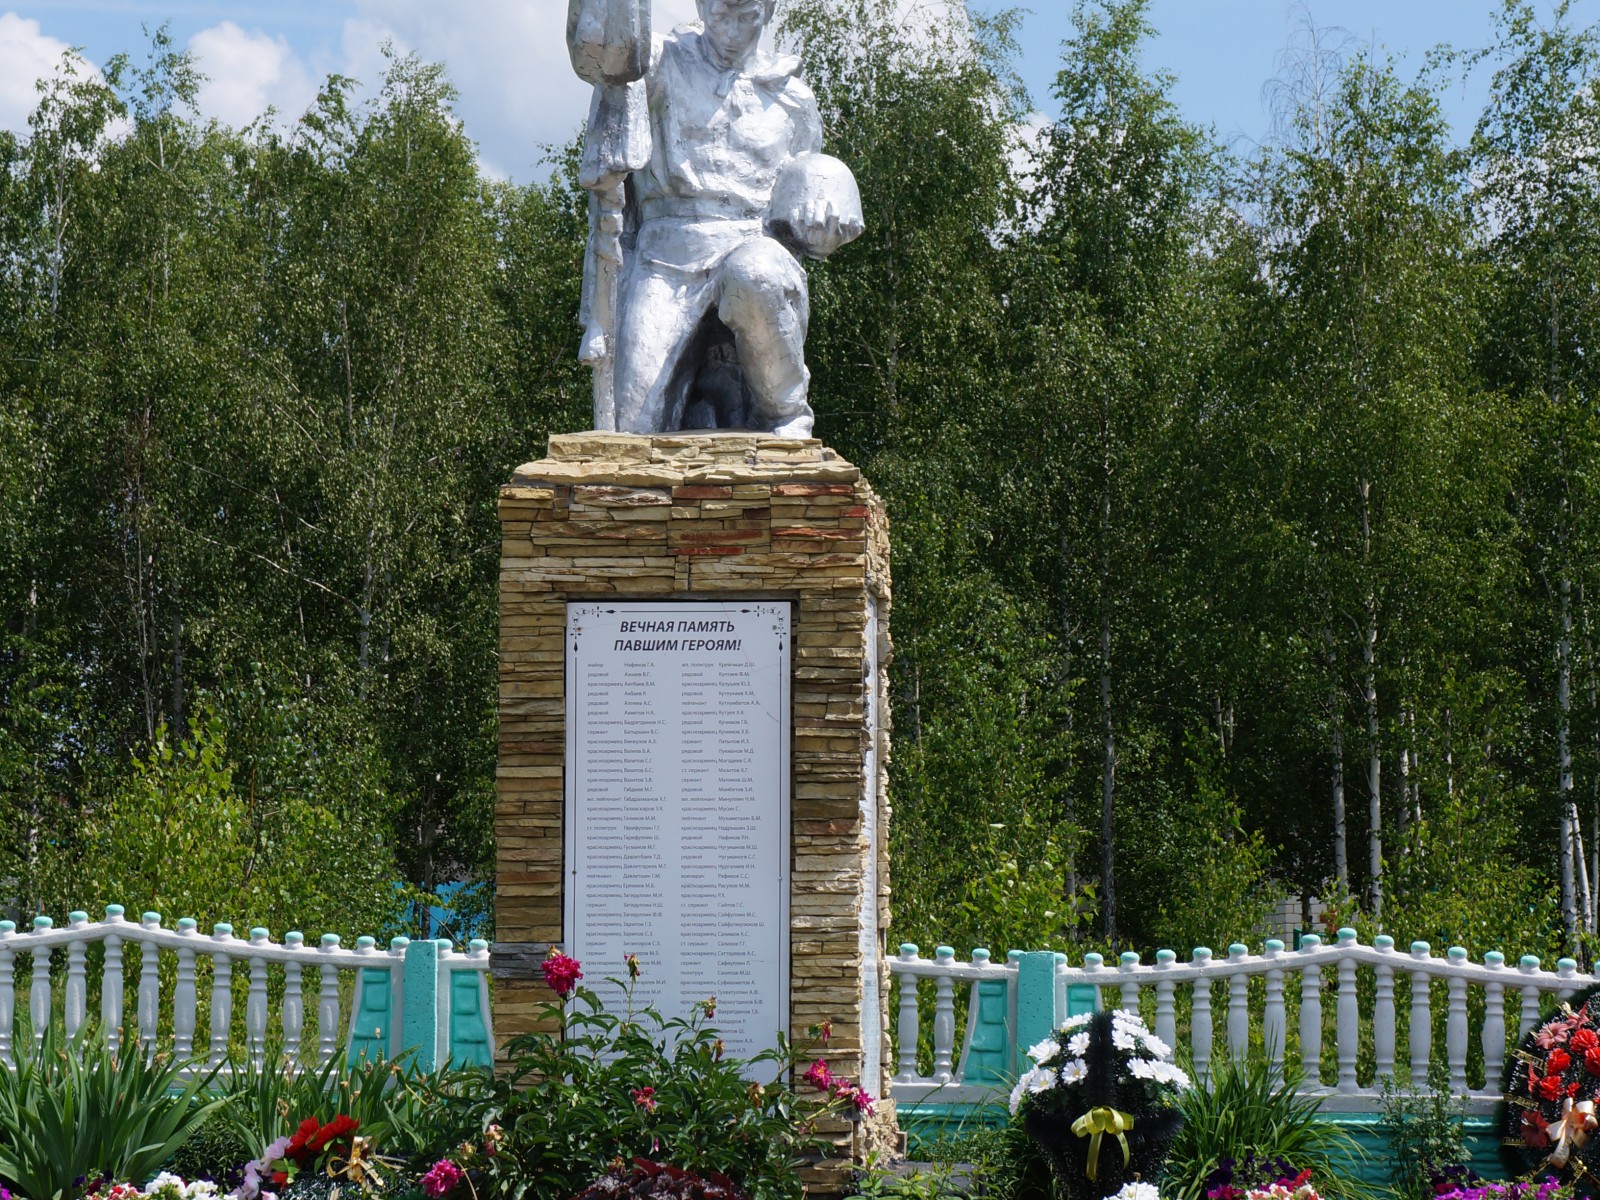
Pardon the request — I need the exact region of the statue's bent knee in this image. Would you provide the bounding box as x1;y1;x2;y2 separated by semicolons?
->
719;239;808;320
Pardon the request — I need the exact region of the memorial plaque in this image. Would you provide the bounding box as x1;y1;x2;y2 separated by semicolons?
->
564;600;791;1063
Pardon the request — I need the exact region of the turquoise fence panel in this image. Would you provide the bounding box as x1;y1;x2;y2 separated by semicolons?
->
963;979;1013;1084
401;939;442;1071
448;949;494;1068
1016;951;1057;1056
346;965;392;1065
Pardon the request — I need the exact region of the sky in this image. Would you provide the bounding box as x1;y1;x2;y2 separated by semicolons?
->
0;1;1591;180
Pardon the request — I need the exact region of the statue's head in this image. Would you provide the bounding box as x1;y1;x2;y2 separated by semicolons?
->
697;0;776;68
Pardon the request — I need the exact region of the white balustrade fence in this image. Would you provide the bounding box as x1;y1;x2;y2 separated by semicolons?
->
888;929;1590;1115
0;905;494;1072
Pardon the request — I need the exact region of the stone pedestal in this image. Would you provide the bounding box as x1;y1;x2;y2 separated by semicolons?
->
493;433;896;1190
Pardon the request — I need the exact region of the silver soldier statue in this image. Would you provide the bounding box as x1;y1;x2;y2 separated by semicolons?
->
567;0;864;436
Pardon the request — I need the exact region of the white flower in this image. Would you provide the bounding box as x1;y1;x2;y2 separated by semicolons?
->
1008;1075;1028;1114
1112;1027;1138;1051
1140;1031;1173;1058
1026;1064;1057;1094
1128;1057;1159;1080
1028;1036;1061;1064
1156;1061;1192;1090
1059;1013;1092;1032
1010;1065;1058;1113
1112;1182;1161;1200
1067;1031;1091;1056
1059;1057;1088;1085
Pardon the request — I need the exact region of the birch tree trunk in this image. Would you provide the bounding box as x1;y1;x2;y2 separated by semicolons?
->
1560;575;1578;942
1361;479;1382;918
1325;618;1349;892
1099;408;1117;948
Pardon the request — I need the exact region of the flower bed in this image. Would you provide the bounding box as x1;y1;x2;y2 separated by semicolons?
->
0;952;873;1200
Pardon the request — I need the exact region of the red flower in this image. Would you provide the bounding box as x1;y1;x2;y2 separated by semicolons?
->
632;1086;658;1113
1584;1046;1600;1076
541;951;583;999
286;1115;323;1166
1548;1048;1573;1075
307;1114;359;1153
1523;1109;1552;1149
803;1059;834;1092
1575;1028;1600;1053
1537;1074;1565;1101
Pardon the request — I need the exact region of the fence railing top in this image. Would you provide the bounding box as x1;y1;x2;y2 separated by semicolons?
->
888;933;1592;992
0;906;490;970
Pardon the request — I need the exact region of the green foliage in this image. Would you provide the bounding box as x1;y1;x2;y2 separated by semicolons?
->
41;694;405;941
1163;1060;1366;1200
217;1051;460;1160
162;1114;253;1190
1150;733;1281;957
0;1032;225;1200
1378;1060;1469;1200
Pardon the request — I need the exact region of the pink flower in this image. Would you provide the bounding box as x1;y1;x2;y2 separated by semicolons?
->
832;1079;876;1117
541;951;583;999
632;1086;658;1112
421;1159;465;1198
803;1058;834;1091
626;953;640;979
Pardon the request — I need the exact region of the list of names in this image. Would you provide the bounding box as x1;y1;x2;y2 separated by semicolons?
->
565;601;789;1063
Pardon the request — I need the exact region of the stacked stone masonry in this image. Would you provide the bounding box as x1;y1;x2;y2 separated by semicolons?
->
494;433;896;1192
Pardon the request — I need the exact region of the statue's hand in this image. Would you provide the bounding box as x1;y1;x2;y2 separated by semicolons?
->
795;197;866;260
768;153;866;261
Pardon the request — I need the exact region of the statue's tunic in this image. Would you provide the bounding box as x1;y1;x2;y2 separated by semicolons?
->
610;29;823;435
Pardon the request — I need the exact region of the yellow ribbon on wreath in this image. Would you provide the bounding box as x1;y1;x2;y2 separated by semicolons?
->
1547;1098;1599;1170
325;1136;396;1193
1071;1107;1135;1181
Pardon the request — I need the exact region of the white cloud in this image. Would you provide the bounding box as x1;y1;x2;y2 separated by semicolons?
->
189;21;319;130
0;12;72;135
340;0;701;177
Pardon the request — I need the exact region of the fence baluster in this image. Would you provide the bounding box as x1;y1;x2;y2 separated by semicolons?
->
139;914;162;1057
1263;940;1286;1074
209;924;234;1069
1226;944;1249;1062
1120;951;1141;1014
318;934;342;1066
30;916;53;1054
174;918;198;1061
1559;957;1580;1001
1411;941;1433;1086
0;921;15;1066
1484;952;1507;1091
1519;956;1542;1042
247;928;270;1071
65;912;89;1039
283;932;305;1066
1054;952;1068;1024
1335;928;1359;1093
103;906;126;1056
1447;947;1469;1094
933;946;958;1084
1374;935;1395;1082
1191;947;1213;1082
1300;934;1322;1085
1155;949;1177;1053
895;944;920;1082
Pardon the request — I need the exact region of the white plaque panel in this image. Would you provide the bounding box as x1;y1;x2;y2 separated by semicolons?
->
565;600;790;1064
